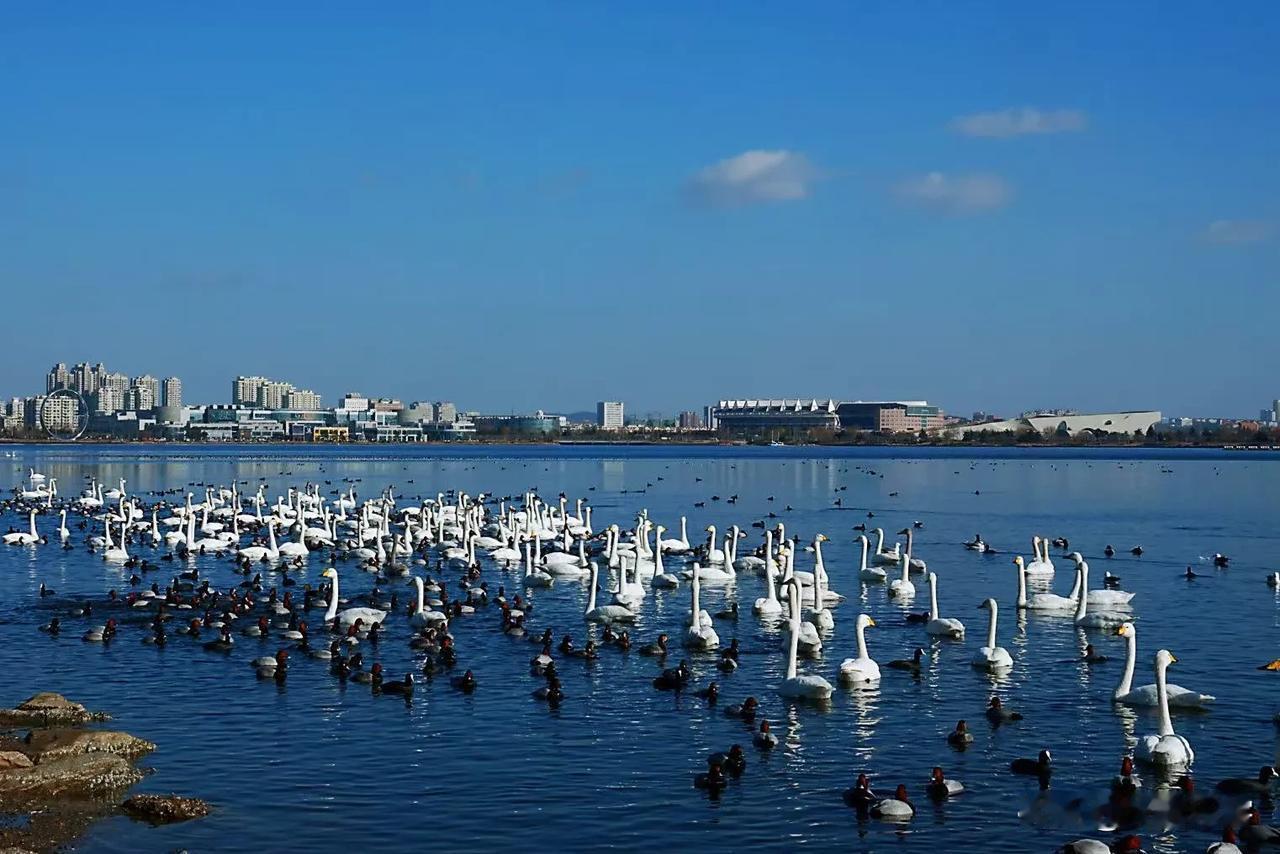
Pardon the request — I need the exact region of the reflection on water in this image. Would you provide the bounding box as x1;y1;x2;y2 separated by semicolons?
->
0;444;1276;853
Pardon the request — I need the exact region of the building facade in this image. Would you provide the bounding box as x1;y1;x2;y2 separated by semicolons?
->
597;401;624;430
284;388;322;410
162;377;182;408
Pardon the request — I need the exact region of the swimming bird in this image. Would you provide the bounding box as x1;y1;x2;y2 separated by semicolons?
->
926;766;964;799
972;598;1012;671
870;784;914;821
1113;623;1214;707
925;573;964;639
1139;650;1194;772
777;580;831;700
321;568;387;628
1011;749;1052;778
753;720;778;749
1058;837;1143;853
947;720;973;747
838;614;879;684
842;773;877;811
986;696;1022;724
1214;766;1277;796
888;648;925;674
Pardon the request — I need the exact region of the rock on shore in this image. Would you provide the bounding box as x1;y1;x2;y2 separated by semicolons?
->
122;794;212;824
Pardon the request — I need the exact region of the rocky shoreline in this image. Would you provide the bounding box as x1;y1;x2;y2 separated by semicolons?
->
0;693;208;852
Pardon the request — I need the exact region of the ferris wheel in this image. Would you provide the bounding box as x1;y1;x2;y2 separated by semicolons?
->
39;388;89;441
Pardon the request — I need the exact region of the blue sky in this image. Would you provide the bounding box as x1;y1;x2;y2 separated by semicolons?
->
2;3;1277;417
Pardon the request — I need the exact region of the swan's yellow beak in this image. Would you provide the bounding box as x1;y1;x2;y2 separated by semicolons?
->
1169;653;1178;663
1115;625;1128;637
867;617;876;627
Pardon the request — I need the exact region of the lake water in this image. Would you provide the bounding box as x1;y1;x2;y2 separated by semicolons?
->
2;444;1278;853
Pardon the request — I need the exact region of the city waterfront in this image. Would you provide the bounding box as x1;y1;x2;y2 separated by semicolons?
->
2;444;1278;852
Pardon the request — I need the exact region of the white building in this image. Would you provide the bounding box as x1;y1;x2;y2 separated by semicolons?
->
945;410;1162;438
597;401;624;430
284;388;322;410
162;377;182;408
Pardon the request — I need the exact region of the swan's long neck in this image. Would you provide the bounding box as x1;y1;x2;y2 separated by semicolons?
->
875;528;884;552
904;530;913;562
765;530;776;578
586;564;599;613
1015;561;1028;607
859;537;869;572
690;564;701;625
414;578;425;614
900;553;910;583
325;574;339;621
1117;629;1136;697
268;523;278;551
1073;564;1088;619
680;517;687;544
524;540;533;577
986;602;998;649
855;619;869;659
653;535;664;575
104;518;115;548
929;573;940;617
786;583;800;679
1155;658;1174;736
1067;562;1083;600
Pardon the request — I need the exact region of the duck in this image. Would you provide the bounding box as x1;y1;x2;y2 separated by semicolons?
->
842;773;877;811
449;669;476;694
652;660;691;691
986;696;1023;724
693;756;728;791
752;720;778;749
1206;826;1243;854
1011;749;1052;778
639;633;669;657
1138;650;1194;772
694;681;719;703
924;573;964;639
380;673;415;696
1215;766;1277;796
947;720;973;747
1113;623;1214;707
1058;837;1143;854
925;766;964;799
725;696;758;720
837;614;880;684
972;598;1012;671
870;784;914;821
1239;809;1280;847
887;648;925;674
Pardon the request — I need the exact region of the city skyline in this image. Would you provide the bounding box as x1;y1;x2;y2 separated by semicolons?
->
3;5;1277;415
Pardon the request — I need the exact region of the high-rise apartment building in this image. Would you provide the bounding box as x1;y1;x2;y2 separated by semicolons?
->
71;363;106;396
46;363;71;393
133;375;160;405
678;410;702;429
95;385;124;414
233;376;267;406
256;381;293;410
433;401;457;423
162;377;182;408
597;401;625;430
284;388;322;410
126;384;155;411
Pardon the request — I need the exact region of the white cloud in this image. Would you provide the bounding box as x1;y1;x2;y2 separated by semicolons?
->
1202;219;1274;245
950;108;1087;138
894;172;1013;214
686;150;816;207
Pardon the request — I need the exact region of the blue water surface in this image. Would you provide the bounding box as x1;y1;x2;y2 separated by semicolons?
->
0;443;1277;853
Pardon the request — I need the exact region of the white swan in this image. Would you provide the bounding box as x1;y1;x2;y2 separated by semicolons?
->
277;521;310;558
585;562;636;625
321;568;387;628
1139;649;1195;772
925;573;965;638
1024;535;1055;577
237;521;280;562
752;530;783;616
102;521;129;563
659;517;691;554
1074;561;1128;628
899;528;928;573
651;526;680;588
805;556;835;631
409;576;447;627
1113;622;1214;707
3;511;39;545
1013;556;1076;611
838;614;880;684
683;562;719;649
1068;552;1135;605
857;534;886;581
872;528;901;566
522;540;554;587
683;529;735;582
779;579;833;700
972;598;1012;671
888;551;915;599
